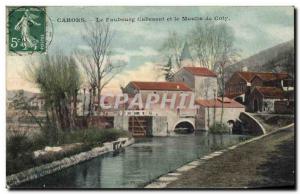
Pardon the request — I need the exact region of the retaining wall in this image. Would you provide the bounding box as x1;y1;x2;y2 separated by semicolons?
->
7;137;134;187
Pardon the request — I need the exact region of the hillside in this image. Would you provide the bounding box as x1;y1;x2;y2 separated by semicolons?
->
225;40;295;79
6;90;37;100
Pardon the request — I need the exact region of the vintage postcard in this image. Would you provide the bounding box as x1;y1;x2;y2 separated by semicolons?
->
6;6;295;189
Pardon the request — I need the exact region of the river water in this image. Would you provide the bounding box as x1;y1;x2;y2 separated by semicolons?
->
17;132;249;189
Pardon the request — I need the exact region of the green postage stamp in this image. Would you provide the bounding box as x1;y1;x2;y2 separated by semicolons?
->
8;7;46;53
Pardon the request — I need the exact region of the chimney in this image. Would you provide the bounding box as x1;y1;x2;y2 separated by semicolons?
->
242;66;248;72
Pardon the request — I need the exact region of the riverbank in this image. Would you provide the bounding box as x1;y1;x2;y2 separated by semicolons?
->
7;128;131;175
146;124;294;189
7;137;134;188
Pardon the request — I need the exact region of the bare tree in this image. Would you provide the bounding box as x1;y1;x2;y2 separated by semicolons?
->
76;22;126;113
189;23;239;71
212;24;239;123
160;31;183;71
203;79;212;127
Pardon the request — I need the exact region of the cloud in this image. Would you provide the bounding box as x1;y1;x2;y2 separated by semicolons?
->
110;54;130;63
115;46;159;57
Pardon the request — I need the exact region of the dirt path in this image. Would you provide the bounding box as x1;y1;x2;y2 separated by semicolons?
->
167;127;295;189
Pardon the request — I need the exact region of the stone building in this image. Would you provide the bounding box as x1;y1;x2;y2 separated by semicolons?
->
225;71;292;104
29;94;45;111
246;86;289;113
250;72;293;89
225;71;256;103
124;81;192;96
173;66;218;99
195;97;245;130
119;81;196;136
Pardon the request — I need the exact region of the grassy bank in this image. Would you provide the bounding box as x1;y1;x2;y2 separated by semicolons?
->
252;114;294;133
167;126;295;188
7;128;131;175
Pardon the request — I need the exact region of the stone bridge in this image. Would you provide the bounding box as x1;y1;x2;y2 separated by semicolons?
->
239;112;266;135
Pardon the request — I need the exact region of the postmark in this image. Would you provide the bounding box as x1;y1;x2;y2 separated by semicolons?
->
7;6;53;54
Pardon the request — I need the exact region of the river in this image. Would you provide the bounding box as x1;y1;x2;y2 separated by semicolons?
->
17;132;249;188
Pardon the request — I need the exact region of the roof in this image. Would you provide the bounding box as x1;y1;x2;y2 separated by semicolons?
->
254;86;287;99
180;42;192;61
129;81;192;91
225;92;244;99
183;67;217;77
236;72;257;82
233;71;290;83
195;97;244;108
251;72;289;82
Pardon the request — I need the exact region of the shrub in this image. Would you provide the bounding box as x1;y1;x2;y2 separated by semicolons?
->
209;122;231;134
7;130;32;158
6;131;35;175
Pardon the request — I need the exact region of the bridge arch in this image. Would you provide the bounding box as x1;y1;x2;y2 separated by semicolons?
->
173;120;195;134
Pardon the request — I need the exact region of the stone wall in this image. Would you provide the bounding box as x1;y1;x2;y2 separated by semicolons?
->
6;137;134;187
196;107;244;130
152;116;168;136
173;68;195;89
113;115;129;131
274;101;294;114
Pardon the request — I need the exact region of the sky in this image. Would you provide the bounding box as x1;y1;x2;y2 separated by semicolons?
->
6;6;294;93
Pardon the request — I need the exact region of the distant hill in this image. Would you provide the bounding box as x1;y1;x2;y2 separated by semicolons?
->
225;40;295;80
6;90;37;100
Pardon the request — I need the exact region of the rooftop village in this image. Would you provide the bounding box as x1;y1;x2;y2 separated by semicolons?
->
13;45;294;137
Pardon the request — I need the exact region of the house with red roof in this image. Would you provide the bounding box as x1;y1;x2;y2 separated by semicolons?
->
225;71;293;105
195;97;245;130
123;81;195;113
124;81;192;95
247;86;293;113
225;71;256;102
173;66;218;99
250;72;293;89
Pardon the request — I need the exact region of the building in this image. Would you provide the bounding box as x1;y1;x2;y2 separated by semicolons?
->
173;66;218;99
225;71;256;103
246;86;290;113
117;81;196;136
123;81;195;116
124;81;192;96
179;42;193;67
250;72;292;89
225;71;293;104
29;95;45;111
195;97;245;130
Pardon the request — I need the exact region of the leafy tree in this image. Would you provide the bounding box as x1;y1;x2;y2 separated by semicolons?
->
27;53;82;134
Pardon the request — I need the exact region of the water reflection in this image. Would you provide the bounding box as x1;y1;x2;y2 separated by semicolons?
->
17;132;249;189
